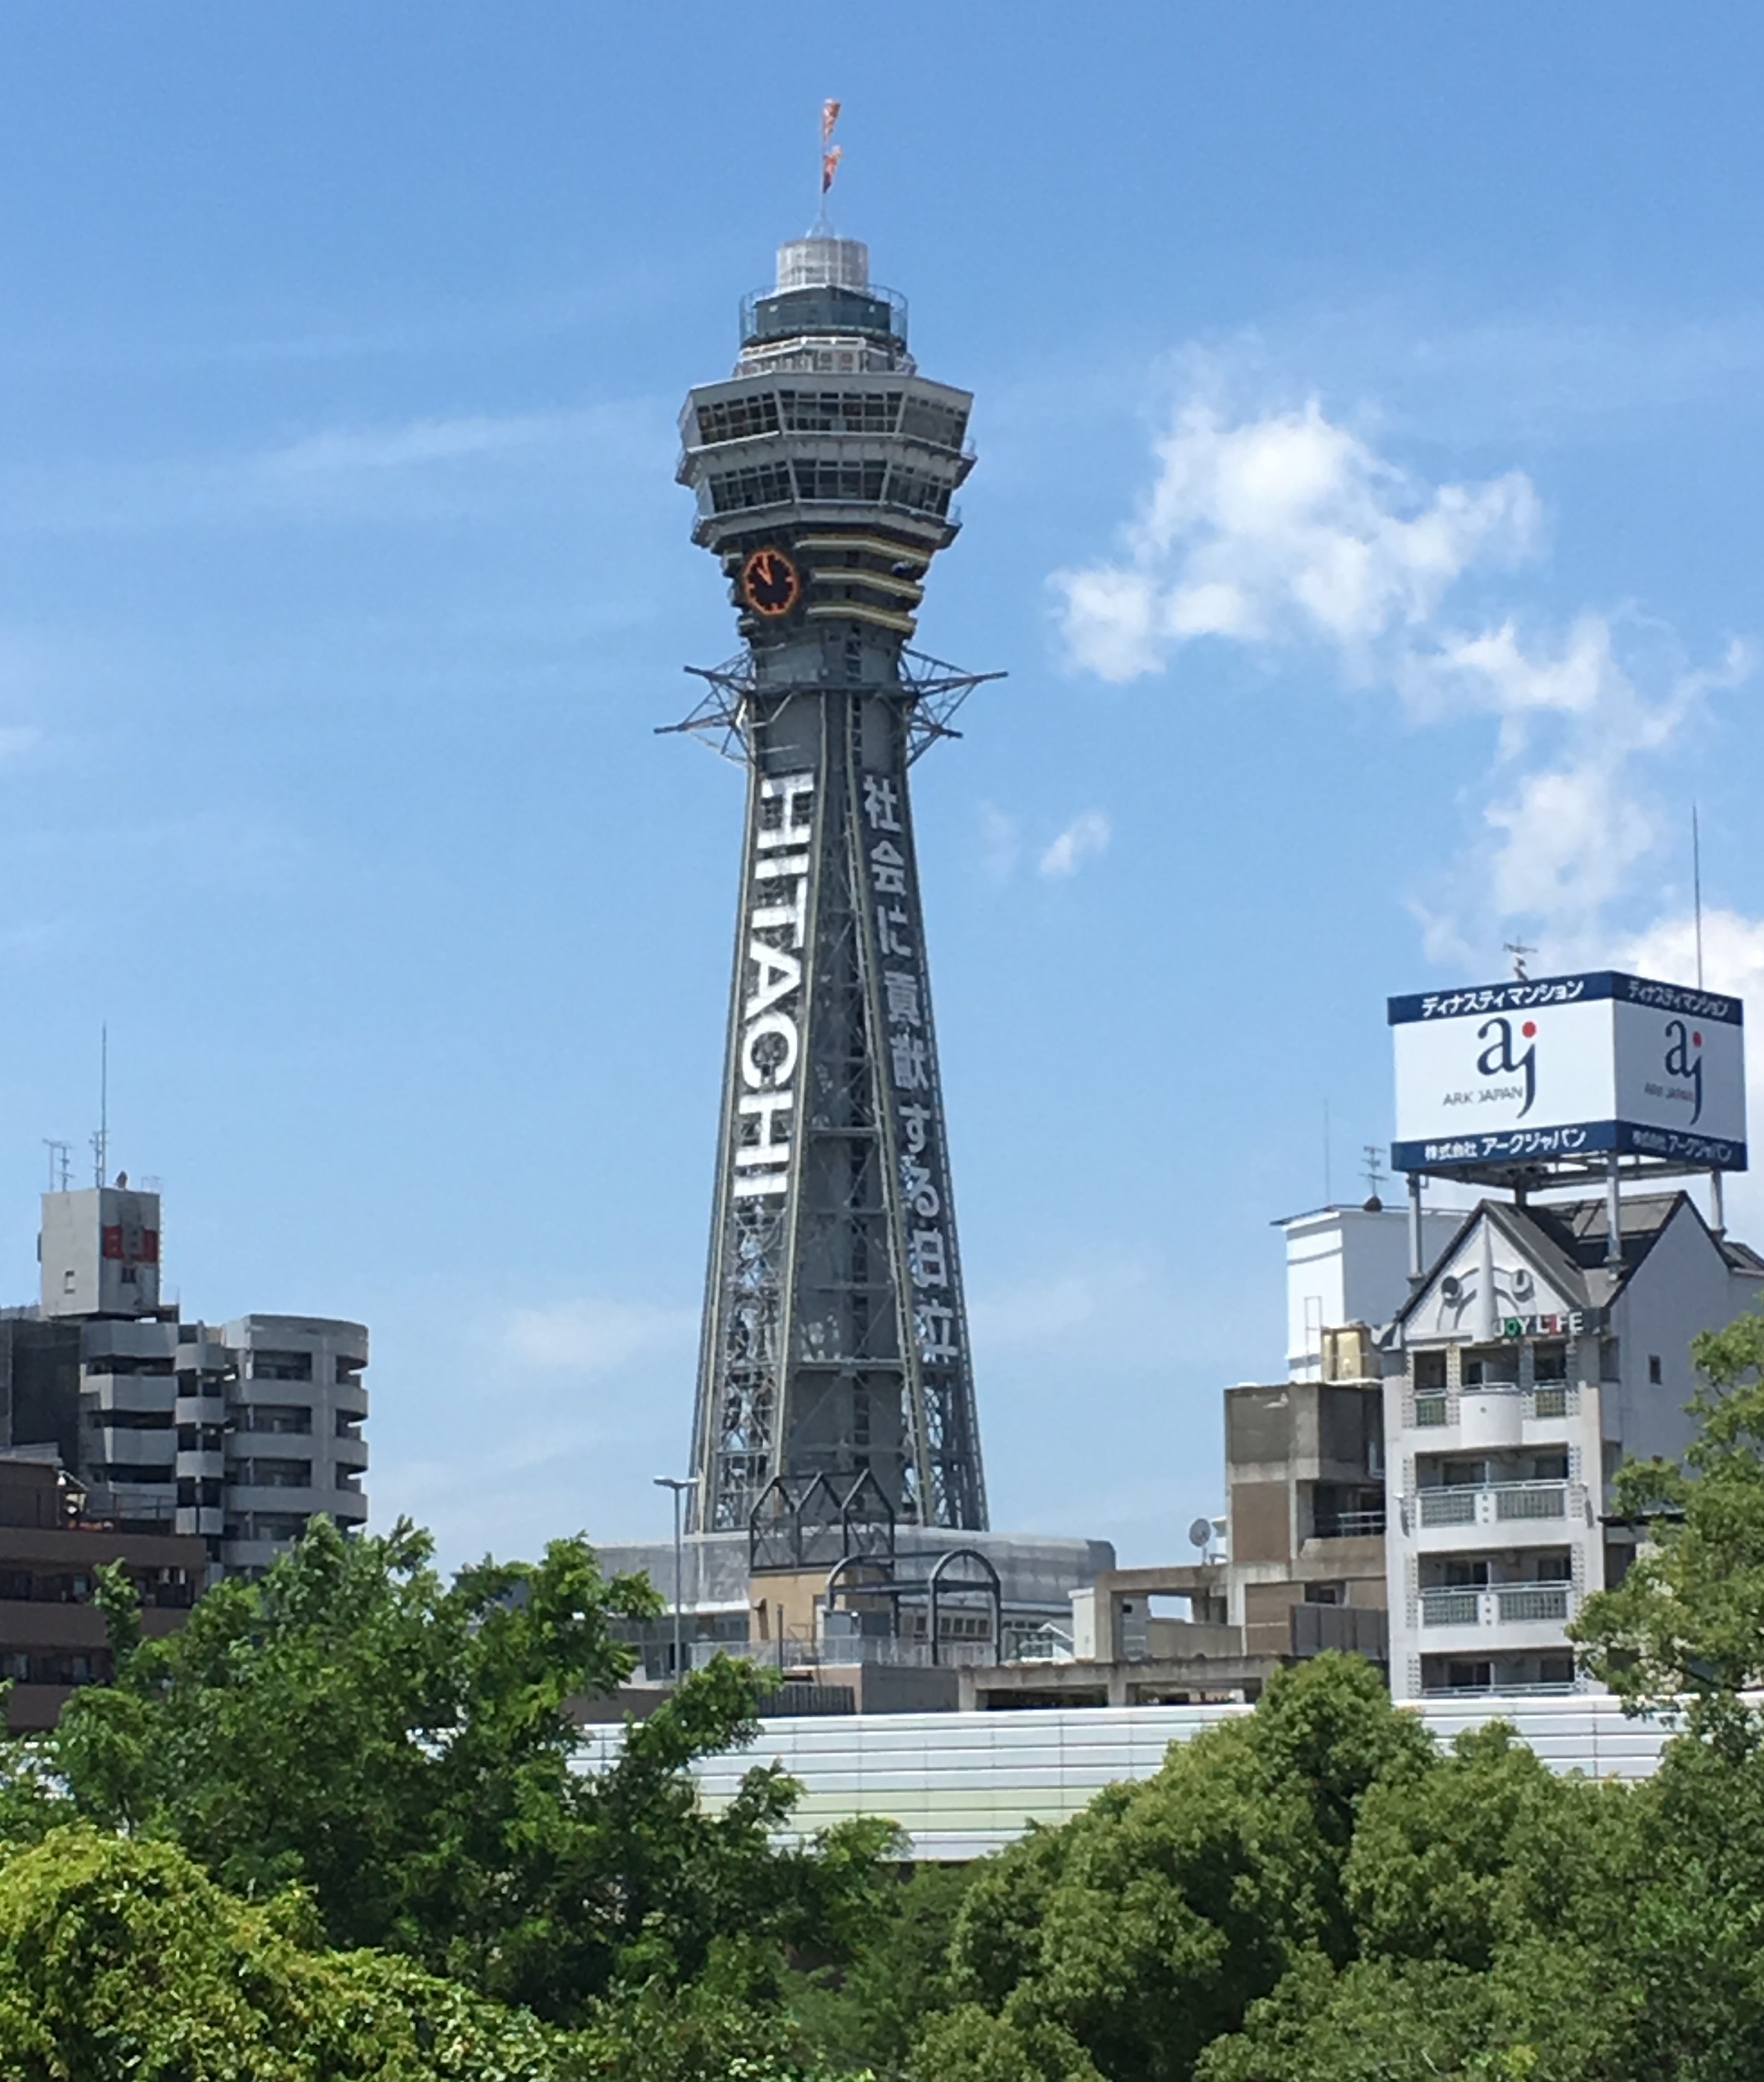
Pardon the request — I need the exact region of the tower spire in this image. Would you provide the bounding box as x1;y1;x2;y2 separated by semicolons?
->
670;217;993;1535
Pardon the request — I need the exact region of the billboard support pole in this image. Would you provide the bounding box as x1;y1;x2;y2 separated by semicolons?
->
1711;1170;1726;1237
1408;1171;1425;1283
1605;1154;1623;1268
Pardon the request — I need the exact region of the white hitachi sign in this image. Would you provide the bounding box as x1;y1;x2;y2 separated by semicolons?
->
731;772;815;1200
1389;969;1746;1174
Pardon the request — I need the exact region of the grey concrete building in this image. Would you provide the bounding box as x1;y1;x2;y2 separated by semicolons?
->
7;1185;368;1578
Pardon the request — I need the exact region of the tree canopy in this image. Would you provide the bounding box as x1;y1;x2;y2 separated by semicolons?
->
13;1302;1764;2077
1573;1302;1764;1734
0;1515;896;2077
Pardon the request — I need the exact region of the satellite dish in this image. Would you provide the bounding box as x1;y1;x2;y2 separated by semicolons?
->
1441;1274;1462;1303
1188;1516;1213;1552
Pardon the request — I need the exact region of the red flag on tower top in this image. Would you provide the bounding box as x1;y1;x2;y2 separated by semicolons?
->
821;99;841;146
821;144;843;195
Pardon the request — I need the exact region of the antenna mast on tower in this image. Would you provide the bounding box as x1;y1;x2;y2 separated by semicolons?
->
90;1023;110;1188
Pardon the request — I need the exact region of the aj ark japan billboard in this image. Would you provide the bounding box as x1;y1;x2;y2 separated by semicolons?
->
1389;970;1747;1174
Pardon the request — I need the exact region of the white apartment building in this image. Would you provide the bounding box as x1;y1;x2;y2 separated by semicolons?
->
25;1186;368;1578
1385;1190;1763;1701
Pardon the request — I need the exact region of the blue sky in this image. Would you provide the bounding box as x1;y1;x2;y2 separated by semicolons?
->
2;5;1763;1567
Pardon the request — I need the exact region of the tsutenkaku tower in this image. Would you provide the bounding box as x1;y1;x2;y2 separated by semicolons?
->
671;224;992;1535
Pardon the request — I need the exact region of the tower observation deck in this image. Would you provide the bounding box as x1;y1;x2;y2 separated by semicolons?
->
671;231;993;1536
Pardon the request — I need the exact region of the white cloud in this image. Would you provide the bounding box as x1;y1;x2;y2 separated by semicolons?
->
1055;391;1751;955
1054;399;1539;683
504;1296;694;1375
1040;810;1112;879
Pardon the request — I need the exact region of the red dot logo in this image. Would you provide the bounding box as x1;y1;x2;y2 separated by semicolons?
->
1693;1031;1704;1047
1522;1021;1537;1039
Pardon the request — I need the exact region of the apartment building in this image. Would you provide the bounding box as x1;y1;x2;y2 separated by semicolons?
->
8;1183;368;1578
1224;1200;1459;1662
1385;1191;1763;1700
0;1452;207;1730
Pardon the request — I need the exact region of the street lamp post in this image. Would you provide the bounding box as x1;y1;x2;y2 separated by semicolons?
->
652;1476;700;1681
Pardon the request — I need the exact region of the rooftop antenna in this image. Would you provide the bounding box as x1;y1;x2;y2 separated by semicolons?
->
1504;940;1536;982
814;98;842;230
1323;1098;1333;1205
90;1022;108;1189
41;1140;70;1192
1362;1144;1386;1209
1693;803;1705;989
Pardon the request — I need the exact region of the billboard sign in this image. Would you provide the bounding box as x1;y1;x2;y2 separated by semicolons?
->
1390;971;1746;1174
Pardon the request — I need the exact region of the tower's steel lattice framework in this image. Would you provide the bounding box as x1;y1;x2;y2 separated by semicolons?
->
671;232;993;1536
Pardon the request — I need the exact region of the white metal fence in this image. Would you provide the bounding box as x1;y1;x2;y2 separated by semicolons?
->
577;1692;1687;1861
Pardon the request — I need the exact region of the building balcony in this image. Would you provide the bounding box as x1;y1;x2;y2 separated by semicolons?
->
1407;1481;1586;1545
1420;1583;1571;1630
1312;1508;1386;1540
1409;1385;1583;1431
1419;1648;1581;1697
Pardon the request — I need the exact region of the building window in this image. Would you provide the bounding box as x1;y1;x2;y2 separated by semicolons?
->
239;1404;312;1436
1463;1348;1520;1388
1532;1343;1568;1384
1414;1349;1448;1391
235;1458;312;1490
1648;1354;1663;1385
250;1351;313;1384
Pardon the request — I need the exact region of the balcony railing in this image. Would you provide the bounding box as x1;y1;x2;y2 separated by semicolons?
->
1527;1385;1578;1420
1420;1583;1572;1628
1412;1386;1581;1428
1313;1510;1387;1540
1420;1679;1580;1698
1496;1483;1567;1521
1498;1584;1569;1623
1417;1481;1573;1531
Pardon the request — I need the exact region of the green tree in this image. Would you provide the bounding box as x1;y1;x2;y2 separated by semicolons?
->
0;1823;577;2081
29;1517;895;2024
1574;1301;1764;1738
921;1655;1434;2082
791;1861;975;2073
